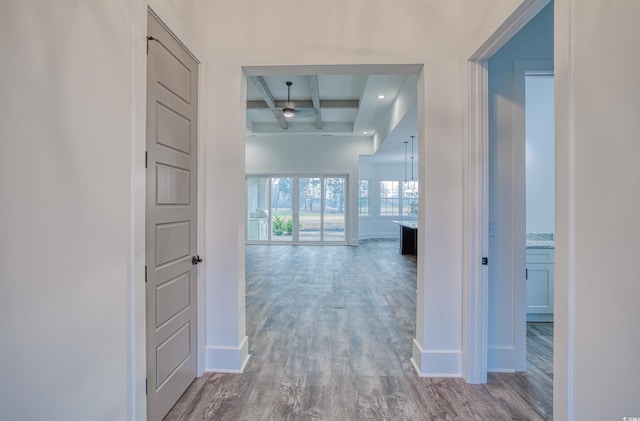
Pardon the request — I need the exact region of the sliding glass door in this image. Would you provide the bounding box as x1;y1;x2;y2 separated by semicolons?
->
324;177;345;242
246;175;347;244
270;177;294;242
246;177;269;241
299;177;321;242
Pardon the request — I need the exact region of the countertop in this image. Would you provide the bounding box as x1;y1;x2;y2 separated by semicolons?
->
392;220;418;229
526;233;554;249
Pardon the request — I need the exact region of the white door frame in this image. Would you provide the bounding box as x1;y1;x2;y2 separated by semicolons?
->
464;0;552;384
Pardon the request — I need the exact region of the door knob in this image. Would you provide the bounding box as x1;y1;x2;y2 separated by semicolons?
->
192;255;203;265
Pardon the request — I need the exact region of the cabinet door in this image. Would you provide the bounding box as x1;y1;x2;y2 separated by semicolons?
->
526;248;554;264
526;262;554;315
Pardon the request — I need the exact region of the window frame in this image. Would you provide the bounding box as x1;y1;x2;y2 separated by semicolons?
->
378;179;419;217
379;180;400;216
358;179;370;217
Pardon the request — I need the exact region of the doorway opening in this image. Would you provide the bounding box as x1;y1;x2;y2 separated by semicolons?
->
524;72;555;323
243;64;421;381
486;0;553;375
465;0;553;385
523;71;555;401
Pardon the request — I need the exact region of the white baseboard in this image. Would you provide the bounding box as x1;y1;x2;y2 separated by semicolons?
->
411;339;462;377
487;345;526;372
359;233;397;240
488;368;516;373
205;336;250;373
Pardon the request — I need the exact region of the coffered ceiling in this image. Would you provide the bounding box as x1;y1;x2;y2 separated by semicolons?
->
245;73;418;163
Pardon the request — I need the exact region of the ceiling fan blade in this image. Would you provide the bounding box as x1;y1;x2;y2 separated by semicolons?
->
294;108;316;117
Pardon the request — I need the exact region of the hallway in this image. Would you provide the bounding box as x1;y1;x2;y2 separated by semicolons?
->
165;240;551;420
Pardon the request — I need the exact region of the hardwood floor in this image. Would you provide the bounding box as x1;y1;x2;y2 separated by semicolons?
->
165;240;552;420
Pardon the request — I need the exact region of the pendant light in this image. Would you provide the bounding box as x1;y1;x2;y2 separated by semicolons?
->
282;81;295;118
410;135;415;181
403;141;409;182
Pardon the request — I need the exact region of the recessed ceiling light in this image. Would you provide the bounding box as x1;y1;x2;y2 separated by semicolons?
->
377;95;385;99
363;131;368;134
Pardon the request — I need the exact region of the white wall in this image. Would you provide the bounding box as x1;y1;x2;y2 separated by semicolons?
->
555;1;640;419
0;3;131;419
525;75;555;234
0;1;205;420
246;135;371;174
246;135;372;244
464;0;529;57
487;2;553;371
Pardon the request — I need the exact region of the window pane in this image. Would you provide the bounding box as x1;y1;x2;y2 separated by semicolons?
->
359;198;369;216
299;177;321;241
380;180;399;216
359;179;369;217
324;177;345;241
402;180;419;216
246;177;269;241
271;177;293;242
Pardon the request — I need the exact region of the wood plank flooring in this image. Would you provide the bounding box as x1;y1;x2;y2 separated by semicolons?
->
165;239;552;420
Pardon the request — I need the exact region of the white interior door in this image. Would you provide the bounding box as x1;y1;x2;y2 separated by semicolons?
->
146;13;199;421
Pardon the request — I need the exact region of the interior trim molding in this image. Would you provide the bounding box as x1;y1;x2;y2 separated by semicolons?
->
469;0;552;61
463;59;490;384
487;345;526;372
411;339;462;377
205;336;250;373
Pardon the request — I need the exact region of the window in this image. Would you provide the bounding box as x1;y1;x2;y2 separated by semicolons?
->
358;179;369;217
402;180;419;216
378;180;418;216
246;175;347;244
380;180;399;216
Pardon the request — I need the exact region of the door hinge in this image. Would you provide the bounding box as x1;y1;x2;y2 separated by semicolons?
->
146;36;157;55
145;151;148;169
526;268;528;280
482;257;488;265
145;378;148;396
144;265;147;283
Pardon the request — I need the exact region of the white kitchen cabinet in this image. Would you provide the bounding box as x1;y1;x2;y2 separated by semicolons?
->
526;248;554;321
247;218;268;241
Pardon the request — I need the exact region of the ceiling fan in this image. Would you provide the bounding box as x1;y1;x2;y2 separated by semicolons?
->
282;81;295;118
281;80;317;119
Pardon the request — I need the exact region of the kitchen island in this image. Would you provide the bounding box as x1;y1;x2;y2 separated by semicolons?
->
392;220;418;255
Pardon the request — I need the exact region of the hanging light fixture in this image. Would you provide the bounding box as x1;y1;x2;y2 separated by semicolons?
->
410;135;415;181
282;81;295;118
403;141;409;182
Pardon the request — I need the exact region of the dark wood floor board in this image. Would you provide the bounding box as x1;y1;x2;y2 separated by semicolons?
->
378;375;426;420
327;357;359;420
164;240;552;421
355;375;388;420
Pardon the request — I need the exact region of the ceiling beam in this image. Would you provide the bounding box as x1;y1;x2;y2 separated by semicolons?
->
251;121;353;134
307;75;324;129
246;99;359;109
248;76;289;129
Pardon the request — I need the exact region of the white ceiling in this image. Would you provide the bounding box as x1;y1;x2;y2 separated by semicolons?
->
246;73;418;164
